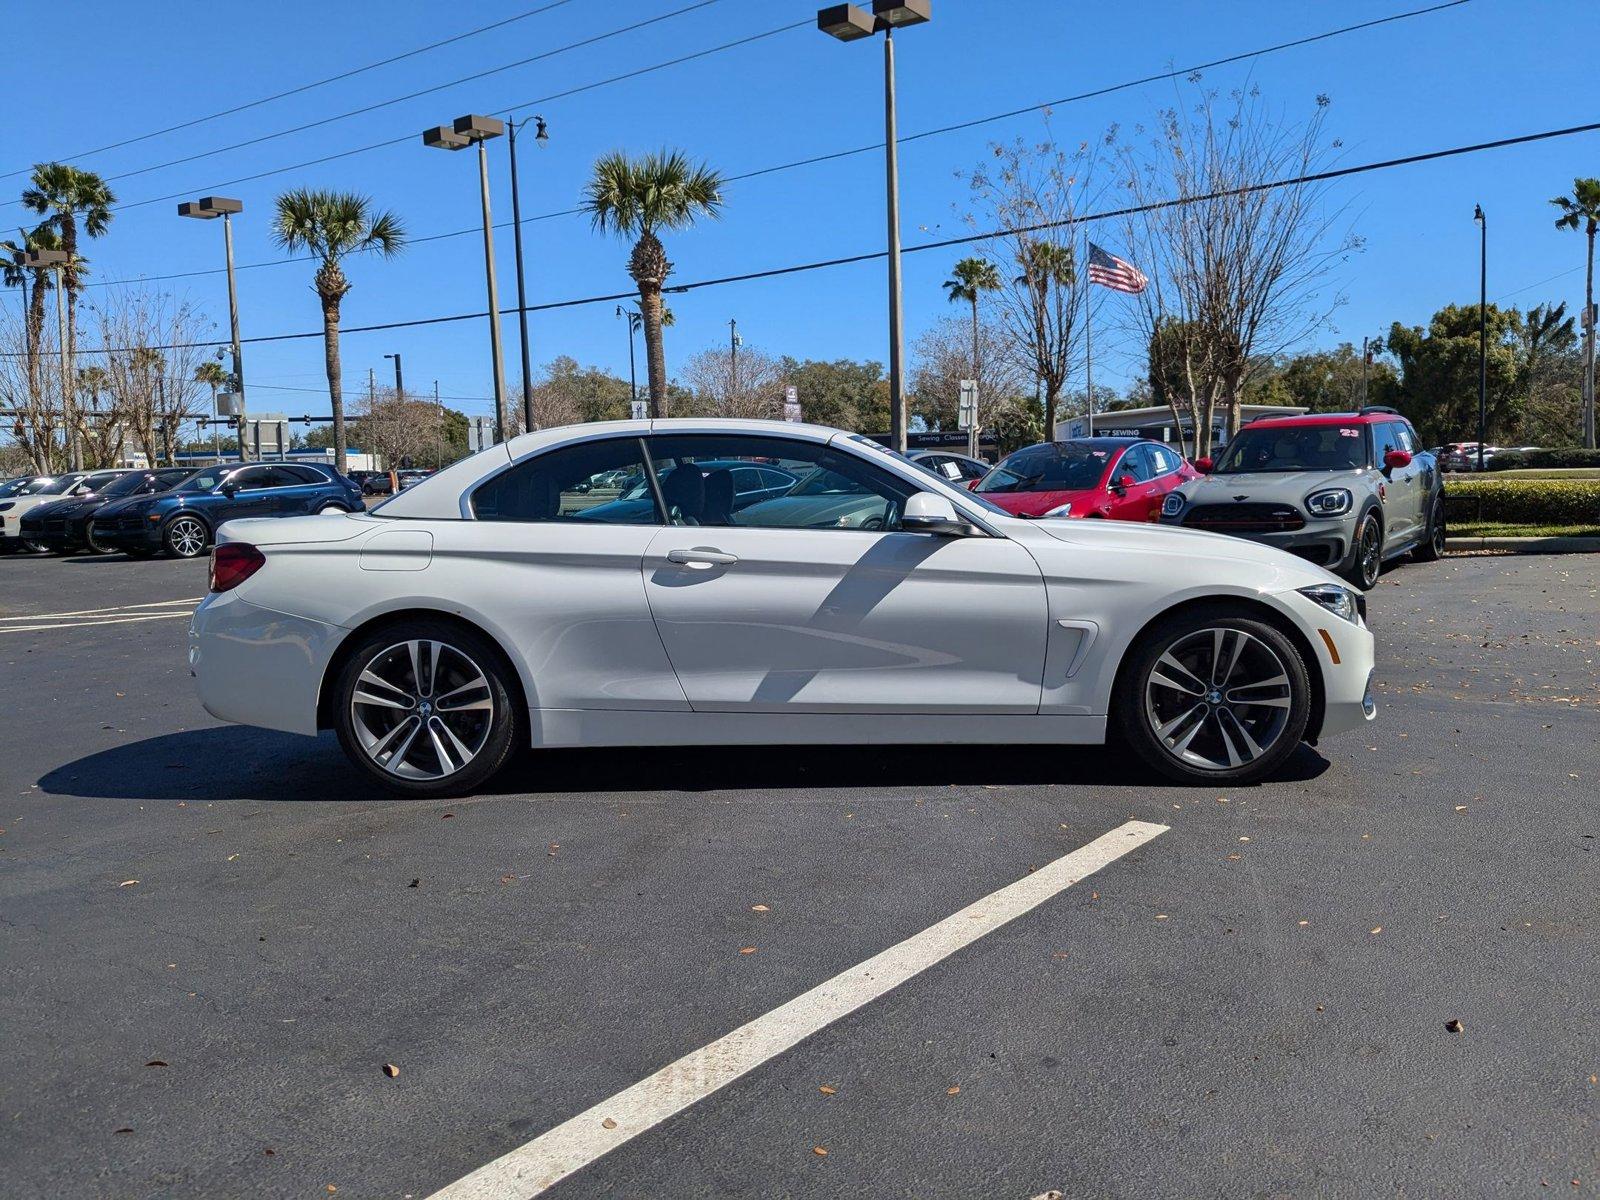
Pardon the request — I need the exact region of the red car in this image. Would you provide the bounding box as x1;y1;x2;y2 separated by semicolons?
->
971;437;1198;521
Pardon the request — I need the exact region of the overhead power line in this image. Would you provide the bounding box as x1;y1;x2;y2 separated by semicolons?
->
71;0;1475;291
86;1;721;190
99;17;809;216
0;0;581;179
25;117;1600;360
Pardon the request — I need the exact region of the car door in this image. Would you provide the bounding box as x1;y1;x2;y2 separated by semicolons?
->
639;432;1048;715
214;466;279;523
1373;422;1420;547
1104;446;1161;521
268;465;327;515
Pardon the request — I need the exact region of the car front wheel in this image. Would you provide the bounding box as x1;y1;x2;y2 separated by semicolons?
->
1342;512;1382;590
332;621;520;797
162;515;210;558
1115;607;1312;785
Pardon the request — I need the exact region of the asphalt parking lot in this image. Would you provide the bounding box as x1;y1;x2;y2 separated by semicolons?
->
2;550;1596;1199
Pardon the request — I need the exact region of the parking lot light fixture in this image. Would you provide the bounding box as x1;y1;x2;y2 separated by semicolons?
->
179;196;249;460
17;248;78;468
816;1;930;453
423;115;509;444
1474;204;1487;472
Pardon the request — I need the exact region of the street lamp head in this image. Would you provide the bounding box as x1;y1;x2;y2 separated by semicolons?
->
179;196;243;219
422;124;471;151
534;115;549;144
872;0;930;26
817;3;876;40
17;248;68;267
452;114;505;142
1473;203;1485;224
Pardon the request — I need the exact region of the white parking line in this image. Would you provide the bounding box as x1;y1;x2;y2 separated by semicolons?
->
0;612;195;634
0;596;204;623
426;819;1168;1200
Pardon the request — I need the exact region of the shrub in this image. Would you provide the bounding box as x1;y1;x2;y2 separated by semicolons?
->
1487;447;1600;472
1443;478;1600;525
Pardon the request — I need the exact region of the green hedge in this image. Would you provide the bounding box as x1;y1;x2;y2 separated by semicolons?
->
1443;479;1600;525
1487;448;1600;471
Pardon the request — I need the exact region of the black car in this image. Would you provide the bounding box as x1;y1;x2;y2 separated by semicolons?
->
21;467;194;554
89;462;364;559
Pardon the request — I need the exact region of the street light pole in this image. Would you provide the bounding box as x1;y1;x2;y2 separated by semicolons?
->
178;197;249;461
507;115;547;433
423;115;509;444
818;1;930;454
1474;204;1487;472
729;317;740;405
617;305;641;413
384;353;404;397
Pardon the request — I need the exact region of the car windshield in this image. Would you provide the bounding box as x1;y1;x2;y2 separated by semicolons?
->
35;474;87;496
98;473;152;498
1214;425;1367;473
77;472;125;493
974;446;1108;494
0;478;32;497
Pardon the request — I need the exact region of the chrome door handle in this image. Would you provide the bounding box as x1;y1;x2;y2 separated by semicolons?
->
667;547;738;568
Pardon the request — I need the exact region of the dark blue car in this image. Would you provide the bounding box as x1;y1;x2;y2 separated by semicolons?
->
89;462;363;559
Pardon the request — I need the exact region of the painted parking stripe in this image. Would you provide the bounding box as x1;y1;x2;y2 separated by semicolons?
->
0;596;203;623
0;612;195;634
426;819;1169;1200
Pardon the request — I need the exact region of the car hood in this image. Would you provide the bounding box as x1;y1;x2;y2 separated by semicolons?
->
1178;470;1365;504
978;487;1098;516
26;497;90;518
1019;515;1345;589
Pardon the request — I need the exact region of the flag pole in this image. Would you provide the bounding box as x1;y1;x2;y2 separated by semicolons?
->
1084;281;1094;437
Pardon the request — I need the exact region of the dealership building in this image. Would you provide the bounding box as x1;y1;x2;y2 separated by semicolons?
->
1056;403;1309;449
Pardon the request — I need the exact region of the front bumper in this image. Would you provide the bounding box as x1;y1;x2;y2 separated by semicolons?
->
189;592;346;737
88;515;164;551
1164;512;1358;571
1278;589;1377;738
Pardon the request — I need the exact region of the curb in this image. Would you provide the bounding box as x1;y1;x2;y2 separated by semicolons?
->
1445;536;1600;554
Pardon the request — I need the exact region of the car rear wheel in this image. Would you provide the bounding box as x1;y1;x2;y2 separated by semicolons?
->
1114;607;1312;786
162;516;209;559
1413;496;1446;562
1342;512;1382;590
332;621;519;798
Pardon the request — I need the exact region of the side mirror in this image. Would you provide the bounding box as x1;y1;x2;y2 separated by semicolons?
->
220;481;238;497
902;491;978;536
1194;457;1214;473
1111;473;1135;493
1383;449;1413;471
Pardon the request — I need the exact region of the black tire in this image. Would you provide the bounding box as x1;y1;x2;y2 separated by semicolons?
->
84;524;114;555
1413;495;1446;562
162;514;210;559
1114;606;1312;786
332;619;520;798
19;536;46;554
1341;510;1383;591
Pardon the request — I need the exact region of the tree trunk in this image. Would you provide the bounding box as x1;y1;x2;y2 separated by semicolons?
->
324;297;346;468
629;231;672;418
1043;385;1058;443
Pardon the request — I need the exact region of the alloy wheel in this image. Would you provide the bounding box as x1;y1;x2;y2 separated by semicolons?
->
1143;626;1294;773
1358;518;1381;587
167;517;207;558
1430;503;1446;555
349;640;494;781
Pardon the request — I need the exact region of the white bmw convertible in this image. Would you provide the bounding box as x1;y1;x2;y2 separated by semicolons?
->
188;419;1376;796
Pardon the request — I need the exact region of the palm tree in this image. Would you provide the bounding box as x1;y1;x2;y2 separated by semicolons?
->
271;189;405;467
943;256;1002;388
21;164;115;391
1552;178;1600;449
0;224;62;409
195;359;230;458
582;150;724;417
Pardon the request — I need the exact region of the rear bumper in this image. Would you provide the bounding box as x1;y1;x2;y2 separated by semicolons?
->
189;592;346;737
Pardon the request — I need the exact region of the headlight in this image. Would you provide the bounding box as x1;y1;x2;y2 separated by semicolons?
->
1043;502;1073;518
0;502;13;513
1160;492;1185;517
1305;488;1352;517
1297;583;1362;625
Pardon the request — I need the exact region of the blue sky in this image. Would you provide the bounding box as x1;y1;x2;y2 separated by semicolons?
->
4;0;1596;423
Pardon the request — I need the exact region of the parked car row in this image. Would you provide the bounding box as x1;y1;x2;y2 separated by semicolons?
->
1438;443;1542;472
0;462;363;559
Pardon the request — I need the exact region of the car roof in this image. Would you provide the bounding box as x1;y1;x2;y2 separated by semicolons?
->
1245;410;1410;430
1009;438;1143;455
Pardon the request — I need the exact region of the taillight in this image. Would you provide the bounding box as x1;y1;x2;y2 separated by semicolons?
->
210;542;266;593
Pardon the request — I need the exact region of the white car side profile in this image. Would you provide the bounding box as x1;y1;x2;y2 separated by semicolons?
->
188;418;1377;797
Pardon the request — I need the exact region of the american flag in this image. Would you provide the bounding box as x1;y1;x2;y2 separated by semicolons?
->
1087;242;1148;294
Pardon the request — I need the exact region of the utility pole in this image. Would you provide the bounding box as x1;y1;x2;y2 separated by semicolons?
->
508;115;547;434
384;353;404;398
728;317;741;407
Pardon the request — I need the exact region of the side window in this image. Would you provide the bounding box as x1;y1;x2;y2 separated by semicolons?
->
230;467;275;490
1117;446;1154;483
1150;445;1180;475
645;433;916;531
472;438;659;524
731;467;762;497
281;465;323;485
958;459;987;481
759;468;796;492
1394;424;1419;454
1372;423;1402;465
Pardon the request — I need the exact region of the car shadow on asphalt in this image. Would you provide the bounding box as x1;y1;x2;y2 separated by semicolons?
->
37;726;1329;802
